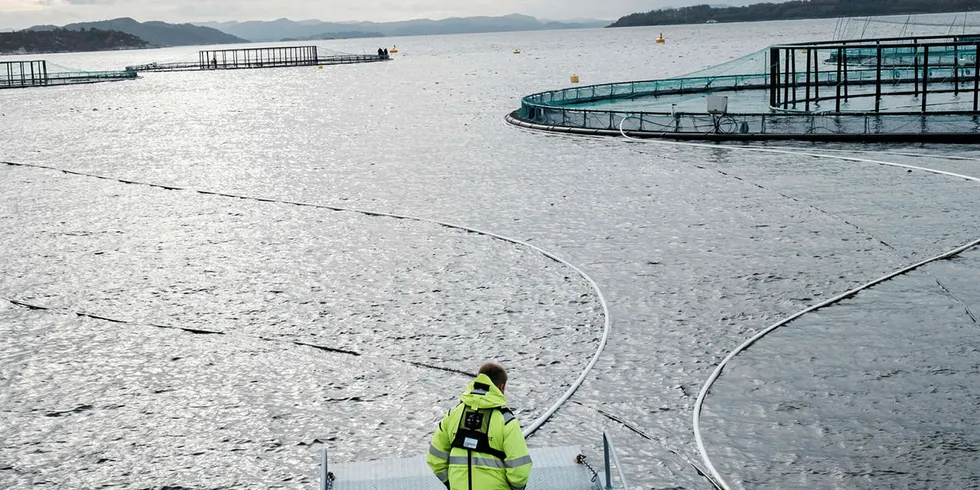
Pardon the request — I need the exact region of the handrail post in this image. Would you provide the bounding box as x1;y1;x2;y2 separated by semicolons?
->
813;48;820;104
320;447;329;490
603;433;613;490
602;431;630;490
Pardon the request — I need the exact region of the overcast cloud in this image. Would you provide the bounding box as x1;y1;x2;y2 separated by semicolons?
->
0;0;765;30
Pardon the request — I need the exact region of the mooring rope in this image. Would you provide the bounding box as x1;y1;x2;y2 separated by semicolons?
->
612;121;980;489
776;147;980;163
0;159;610;440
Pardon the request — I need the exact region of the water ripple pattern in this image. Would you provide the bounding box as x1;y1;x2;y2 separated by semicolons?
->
0;161;605;488
2;20;980;489
0;158;611;440
673;143;980;489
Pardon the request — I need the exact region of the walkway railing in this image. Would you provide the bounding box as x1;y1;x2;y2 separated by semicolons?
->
1;60;137;90
128;46;391;73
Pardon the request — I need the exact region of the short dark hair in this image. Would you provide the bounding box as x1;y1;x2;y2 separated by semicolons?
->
478;362;508;388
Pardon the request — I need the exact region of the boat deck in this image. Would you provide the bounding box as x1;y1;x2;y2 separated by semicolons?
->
325;446;601;490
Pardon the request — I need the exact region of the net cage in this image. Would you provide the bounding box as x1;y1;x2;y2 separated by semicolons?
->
768;34;979;114
1;60;136;89
513;30;980;141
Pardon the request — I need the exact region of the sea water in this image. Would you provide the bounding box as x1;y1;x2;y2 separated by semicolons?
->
2;13;980;489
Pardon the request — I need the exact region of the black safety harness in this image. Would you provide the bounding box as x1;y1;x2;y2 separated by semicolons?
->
448;382;515;490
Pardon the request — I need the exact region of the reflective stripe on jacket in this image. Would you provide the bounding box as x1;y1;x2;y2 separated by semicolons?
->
427;373;532;490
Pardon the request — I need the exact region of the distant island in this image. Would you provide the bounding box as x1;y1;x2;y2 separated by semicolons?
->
2;13;607;53
25;17;247;47
281;31;385;42
197;14;608;43
610;0;980;27
0;28;148;54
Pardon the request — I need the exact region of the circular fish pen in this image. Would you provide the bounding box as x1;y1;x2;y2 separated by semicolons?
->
507;34;980;142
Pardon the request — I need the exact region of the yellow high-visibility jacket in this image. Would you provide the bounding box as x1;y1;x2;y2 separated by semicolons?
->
427;374;532;490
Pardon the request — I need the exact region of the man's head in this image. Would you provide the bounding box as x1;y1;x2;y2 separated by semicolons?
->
478;362;508;393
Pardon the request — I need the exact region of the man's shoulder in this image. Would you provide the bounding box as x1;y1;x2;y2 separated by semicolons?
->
496;406;520;426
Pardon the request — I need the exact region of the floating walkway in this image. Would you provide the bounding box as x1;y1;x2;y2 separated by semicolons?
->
127;45;390;73
508;34;980;142
1;59;136;90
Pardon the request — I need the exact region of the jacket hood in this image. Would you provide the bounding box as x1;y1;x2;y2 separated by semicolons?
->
459;373;508;409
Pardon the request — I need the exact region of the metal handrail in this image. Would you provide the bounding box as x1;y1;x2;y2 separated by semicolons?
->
602;431;629;490
320;446;331;490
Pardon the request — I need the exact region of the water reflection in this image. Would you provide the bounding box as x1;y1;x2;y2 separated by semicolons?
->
2;16;980;489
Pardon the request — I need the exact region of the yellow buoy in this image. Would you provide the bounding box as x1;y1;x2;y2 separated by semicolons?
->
317;65;323;69
656;33;666;44
570;74;580;84
513;49;521;54
390;46;398;54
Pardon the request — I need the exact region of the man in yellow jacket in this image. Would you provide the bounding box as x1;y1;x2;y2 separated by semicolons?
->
427;362;532;490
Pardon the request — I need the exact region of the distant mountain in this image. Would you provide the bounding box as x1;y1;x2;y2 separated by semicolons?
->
196;14;608;42
195;18;315;42
196;20;239;32
610;0;980;27
26;17;247;47
281;31;385;41
0;27;148;54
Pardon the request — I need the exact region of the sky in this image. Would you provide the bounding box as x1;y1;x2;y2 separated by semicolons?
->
0;0;767;30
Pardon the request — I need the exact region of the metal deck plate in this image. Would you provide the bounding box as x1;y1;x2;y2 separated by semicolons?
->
329;446;597;490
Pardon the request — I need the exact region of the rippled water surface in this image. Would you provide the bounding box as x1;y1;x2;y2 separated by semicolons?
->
2;14;980;489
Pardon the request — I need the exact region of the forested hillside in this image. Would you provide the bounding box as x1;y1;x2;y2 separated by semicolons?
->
27;18;247;47
610;0;980;27
0;28;148;54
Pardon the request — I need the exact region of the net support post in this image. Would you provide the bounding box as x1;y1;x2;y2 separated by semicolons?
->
875;43;882;113
922;45;930;113
973;43;979;113
769;47;780;108
805;48;812;112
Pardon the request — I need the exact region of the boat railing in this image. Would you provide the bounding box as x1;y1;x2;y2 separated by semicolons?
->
319;430;628;489
599;430;629;490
